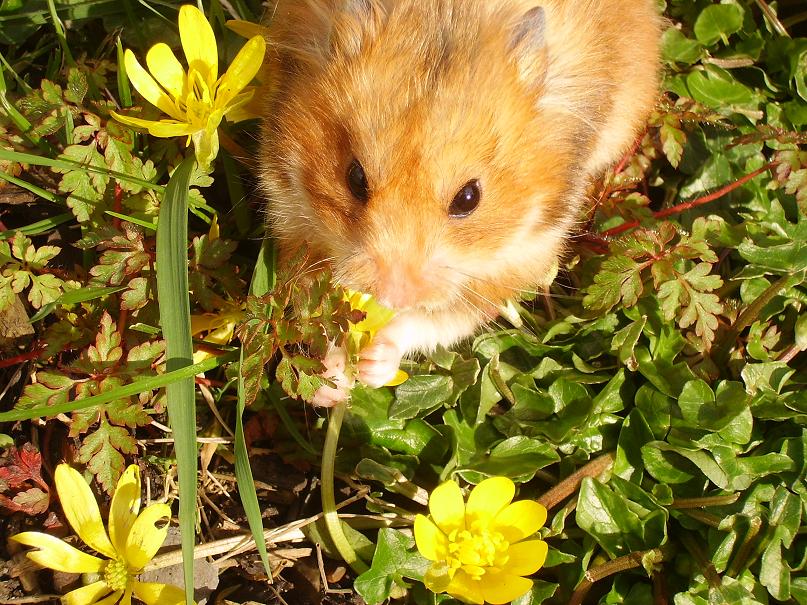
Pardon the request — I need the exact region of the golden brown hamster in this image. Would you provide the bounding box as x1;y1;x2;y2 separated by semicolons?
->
259;0;660;403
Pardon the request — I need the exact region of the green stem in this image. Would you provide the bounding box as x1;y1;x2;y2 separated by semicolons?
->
46;0;76;67
321;401;369;574
671;493;739;509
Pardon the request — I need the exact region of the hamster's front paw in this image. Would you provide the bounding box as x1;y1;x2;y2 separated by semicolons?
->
358;337;403;388
311;345;353;407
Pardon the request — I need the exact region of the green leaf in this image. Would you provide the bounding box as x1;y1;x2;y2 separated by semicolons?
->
354;529;429;605
614;409;655;481
661;27;703;65
28;273;66;309
512;581;559;605
462;436;559;483
693;4;744;46
576;477;667;558
156;155;196;605
583;255;644;312
738;225;807;273
676;379;748;434
686;66;762;112
64;67;87;104
78;418;136;493
660;114;687;167
389;375;453;420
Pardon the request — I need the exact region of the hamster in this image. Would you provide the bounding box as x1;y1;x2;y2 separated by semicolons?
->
258;0;660;404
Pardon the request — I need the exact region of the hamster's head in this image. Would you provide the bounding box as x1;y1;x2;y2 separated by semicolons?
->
262;0;582;324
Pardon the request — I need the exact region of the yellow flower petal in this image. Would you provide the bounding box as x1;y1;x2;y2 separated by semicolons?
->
11;531;104;573
124;50;183;121
351;297;396;336
133;581;190;605
504;539;548;576
93;591;127;605
224;104;258;124
428;480;465;535
465;477;515;530
225;19;270;40
216;36;266;108
479;569;533;604
493;499;546;543
220;89;257;122
446;569;485;605
110;112;198;138
414;514;448;561
146;43;186;100
179;5;218;83
124;503;171;570
54;464;117;559
109;465;142;556
63;581;113;605
385;369;409;387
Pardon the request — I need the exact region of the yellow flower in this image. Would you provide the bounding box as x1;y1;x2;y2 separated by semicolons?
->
344;289;408;386
414;477;548;605
190;301;244;364
111;5;266;170
12;464;190;605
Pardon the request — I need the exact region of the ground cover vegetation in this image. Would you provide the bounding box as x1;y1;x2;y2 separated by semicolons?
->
0;0;805;603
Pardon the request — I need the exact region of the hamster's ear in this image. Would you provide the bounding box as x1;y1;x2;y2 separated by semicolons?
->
510;6;547;88
330;0;385;58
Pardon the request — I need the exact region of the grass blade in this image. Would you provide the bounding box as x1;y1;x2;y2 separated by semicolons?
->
156;156;197;605
29;285;126;322
116;36;132;108
0;212;73;240
104;210;156;230
0;148;164;191
0;352;238;423
233;239;277;580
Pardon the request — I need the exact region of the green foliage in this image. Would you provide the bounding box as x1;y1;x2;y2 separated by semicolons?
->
0;232;77;311
236;256;360;404
0;0;805;604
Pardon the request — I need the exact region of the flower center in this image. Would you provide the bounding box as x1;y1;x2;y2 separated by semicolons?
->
103;558;131;592
446;527;510;579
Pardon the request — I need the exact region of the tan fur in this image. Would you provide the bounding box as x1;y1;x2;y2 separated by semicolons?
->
259;0;660;354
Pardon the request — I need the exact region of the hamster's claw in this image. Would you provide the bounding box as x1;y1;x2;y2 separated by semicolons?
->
358;338;403;388
311;346;352;407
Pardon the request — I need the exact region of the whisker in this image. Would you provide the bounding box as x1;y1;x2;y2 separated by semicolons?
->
444;266;582;301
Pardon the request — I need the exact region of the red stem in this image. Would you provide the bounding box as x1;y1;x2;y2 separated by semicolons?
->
601;162;776;238
614;128;647;175
0;347;44;368
112;182;123;230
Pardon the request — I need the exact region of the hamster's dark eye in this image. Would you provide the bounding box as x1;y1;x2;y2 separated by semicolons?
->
347;159;370;202
449;180;481;218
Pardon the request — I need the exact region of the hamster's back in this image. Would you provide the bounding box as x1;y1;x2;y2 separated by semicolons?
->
262;0;659;177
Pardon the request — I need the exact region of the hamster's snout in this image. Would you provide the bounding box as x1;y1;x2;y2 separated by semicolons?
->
363;254;441;310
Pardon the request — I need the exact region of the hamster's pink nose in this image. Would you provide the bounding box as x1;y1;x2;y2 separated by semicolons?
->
373;258;431;309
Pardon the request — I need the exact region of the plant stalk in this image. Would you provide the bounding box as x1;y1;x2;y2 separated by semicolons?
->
321;401;369;574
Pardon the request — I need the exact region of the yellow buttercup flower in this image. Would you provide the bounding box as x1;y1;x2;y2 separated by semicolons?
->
414;477;548;605
111;5;266;170
190;301;244;364
12;464;190;605
344;289;408;386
